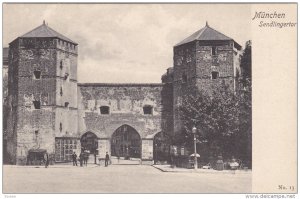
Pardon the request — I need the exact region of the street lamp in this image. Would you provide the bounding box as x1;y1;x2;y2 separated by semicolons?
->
155;143;158;165
192;126;198;169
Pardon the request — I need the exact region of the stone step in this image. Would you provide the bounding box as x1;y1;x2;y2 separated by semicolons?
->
111;158;141;165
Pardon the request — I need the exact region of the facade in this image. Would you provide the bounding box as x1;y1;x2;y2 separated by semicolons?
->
163;22;242;136
4;22;241;165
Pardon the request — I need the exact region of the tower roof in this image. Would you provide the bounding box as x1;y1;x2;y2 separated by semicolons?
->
19;21;77;45
175;22;240;48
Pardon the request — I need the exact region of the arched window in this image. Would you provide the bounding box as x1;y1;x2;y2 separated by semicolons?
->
100;106;110;114
143;105;153;115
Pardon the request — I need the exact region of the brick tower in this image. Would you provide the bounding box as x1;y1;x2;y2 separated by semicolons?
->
6;21;78;164
170;22;242;136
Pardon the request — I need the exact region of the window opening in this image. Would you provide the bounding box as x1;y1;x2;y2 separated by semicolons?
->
100;106;110;114
33;70;41;79
212;71;219;79
143;105;153;115
33;100;41;109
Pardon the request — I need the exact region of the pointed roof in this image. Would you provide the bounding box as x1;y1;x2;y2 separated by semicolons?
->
175;22;240;48
19;21;77;45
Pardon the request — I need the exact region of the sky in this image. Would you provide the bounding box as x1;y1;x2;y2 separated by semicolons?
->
3;4;251;83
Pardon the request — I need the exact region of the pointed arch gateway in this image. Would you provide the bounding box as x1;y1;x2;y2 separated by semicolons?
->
80;132;98;154
111;125;141;159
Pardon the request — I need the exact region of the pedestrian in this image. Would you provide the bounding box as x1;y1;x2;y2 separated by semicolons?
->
72;152;77;166
105;152;110;167
79;152;83;167
83;152;89;166
44;152;49;168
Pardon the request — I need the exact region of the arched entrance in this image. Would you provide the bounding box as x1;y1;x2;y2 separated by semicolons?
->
111;125;141;159
80;132;98;164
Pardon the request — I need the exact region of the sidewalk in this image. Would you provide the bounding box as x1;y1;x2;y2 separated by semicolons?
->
152;164;252;175
4;163;99;169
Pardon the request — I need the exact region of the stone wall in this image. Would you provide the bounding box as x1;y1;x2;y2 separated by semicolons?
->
77;83;163;160
161;68;174;138
6;37;78;164
172;40;240;135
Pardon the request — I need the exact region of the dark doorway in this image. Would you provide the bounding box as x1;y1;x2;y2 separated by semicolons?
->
111;125;141;159
80;132;98;154
80;132;98;164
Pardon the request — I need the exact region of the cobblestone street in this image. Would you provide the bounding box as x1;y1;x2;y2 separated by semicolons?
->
3;165;251;193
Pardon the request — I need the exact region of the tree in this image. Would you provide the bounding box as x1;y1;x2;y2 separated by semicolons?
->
178;82;252;167
241;40;252;81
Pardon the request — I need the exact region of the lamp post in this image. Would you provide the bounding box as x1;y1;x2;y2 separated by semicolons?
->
155;143;158;165
192;126;198;169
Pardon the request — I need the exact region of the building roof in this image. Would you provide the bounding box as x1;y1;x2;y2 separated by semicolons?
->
175;22;241;48
19;21;77;45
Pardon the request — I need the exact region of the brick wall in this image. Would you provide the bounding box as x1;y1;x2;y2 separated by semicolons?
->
5;37;78;164
78;84;163;160
172;40;239;135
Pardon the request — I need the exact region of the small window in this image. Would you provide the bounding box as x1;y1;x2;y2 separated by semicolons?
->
33;101;41;109
212;71;219;79
100;106;110;114
34;130;39;141
60;60;63;69
212;46;217;56
143;105;153;115
59;123;62;132
65;102;69;108
60;87;63;96
33;70;41;79
182;73;187;83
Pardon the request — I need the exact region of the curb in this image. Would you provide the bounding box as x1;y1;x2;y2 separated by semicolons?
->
152;165;252;174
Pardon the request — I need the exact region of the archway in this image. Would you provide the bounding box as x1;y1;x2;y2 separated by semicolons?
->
111;125;141;159
80;132;98;164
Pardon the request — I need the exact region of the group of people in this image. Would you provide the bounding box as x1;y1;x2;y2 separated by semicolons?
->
43;151;110;168
71;152;89;167
71;151;110;167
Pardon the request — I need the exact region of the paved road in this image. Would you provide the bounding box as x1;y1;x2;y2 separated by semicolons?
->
3;165;251;193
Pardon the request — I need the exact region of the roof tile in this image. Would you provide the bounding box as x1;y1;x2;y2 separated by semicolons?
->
20;22;77;44
175;23;237;47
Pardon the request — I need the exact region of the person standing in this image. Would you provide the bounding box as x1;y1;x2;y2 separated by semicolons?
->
79;152;83;167
105;152;110;167
72;152;77;166
84;153;89;166
44;152;49;168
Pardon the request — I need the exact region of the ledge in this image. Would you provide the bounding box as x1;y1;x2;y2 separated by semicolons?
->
78;83;163;87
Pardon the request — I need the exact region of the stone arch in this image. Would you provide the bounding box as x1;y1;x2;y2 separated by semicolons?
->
111;124;142;159
80;131;98;154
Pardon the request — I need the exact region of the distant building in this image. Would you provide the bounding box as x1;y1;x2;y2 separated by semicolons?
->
3;21;241;165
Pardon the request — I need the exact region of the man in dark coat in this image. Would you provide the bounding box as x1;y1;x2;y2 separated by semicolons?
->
83;153;89;166
105;152;110;167
44;152;49;168
79;153;83;167
72;152;77;166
